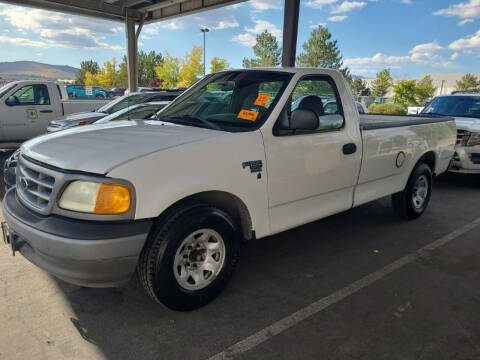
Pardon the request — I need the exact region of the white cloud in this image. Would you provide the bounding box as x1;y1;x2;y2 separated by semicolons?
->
250;0;282;10
233;19;282;47
448;29;480;54
232;33;257;47
451;52;460;60
331;1;366;14
345;41;454;75
0;5;122;50
458;18;474;26
143;26;159;35
401;0;412;4
304;0;339;9
0;35;46;48
140;34;151;40
159;9;239;30
434;0;480;20
328;15;348;21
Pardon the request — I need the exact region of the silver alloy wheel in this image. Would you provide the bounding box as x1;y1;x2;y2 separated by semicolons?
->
412;175;428;209
173;228;226;291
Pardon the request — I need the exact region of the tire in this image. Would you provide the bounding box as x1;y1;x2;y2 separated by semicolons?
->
392;163;433;220
95;94;104;99
138;203;241;311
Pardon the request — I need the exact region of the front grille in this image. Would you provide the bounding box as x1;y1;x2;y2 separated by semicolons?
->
456;129;470;145
471;153;480;164
17;158;55;211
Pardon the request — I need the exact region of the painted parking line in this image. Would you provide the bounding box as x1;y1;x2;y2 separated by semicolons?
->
208;217;480;360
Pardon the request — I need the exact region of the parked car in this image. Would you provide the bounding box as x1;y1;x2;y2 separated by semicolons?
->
110;87;126;97
125;87;187;95
66;85;109;99
2;68;455;311
47;90;183;132
421;93;480;174
0;80;110;146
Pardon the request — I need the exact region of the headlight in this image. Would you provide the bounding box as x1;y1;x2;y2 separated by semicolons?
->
467;132;480;146
58;180;131;215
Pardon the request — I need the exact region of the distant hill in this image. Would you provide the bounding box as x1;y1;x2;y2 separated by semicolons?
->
0;61;78;80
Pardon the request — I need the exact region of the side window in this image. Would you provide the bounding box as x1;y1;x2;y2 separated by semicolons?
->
289;77;344;132
11;85;51;106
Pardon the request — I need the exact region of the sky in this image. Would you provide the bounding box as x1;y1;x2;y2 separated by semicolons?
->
0;0;479;78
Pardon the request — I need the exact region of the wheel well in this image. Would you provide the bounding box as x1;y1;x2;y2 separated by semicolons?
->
417;151;436;175
158;191;254;241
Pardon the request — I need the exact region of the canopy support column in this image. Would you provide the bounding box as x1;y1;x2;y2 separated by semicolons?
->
126;17;139;92
281;0;300;67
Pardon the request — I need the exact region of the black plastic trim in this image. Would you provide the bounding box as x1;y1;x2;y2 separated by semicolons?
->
360;115;454;130
4;189;152;241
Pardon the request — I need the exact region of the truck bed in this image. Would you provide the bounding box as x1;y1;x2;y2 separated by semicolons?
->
359;114;454;130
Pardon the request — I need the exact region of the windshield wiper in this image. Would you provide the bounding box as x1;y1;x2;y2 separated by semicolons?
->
159;115;223;131
451;114;480;119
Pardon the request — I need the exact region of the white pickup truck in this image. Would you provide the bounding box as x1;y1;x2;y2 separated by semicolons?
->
2;68;456;311
0;80;110;147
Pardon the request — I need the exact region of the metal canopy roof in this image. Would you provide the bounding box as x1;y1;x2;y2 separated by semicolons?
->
1;0;246;23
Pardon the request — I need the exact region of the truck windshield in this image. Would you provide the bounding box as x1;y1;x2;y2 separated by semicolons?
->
0;82;16;99
157;70;293;132
421;96;480;119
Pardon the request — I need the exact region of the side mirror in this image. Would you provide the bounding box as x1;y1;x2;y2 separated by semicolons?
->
5;96;18;107
290;109;319;131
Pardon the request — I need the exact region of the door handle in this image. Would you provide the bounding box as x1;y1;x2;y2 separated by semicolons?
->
343;143;357;155
39;110;53;113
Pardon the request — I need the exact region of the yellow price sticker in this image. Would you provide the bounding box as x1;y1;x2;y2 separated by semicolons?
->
254;93;272;107
237;109;259;122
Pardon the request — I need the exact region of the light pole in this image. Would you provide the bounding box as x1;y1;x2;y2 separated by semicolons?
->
200;27;209;76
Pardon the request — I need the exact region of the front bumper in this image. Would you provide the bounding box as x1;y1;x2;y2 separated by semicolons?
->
451;145;480;174
2;189;153;287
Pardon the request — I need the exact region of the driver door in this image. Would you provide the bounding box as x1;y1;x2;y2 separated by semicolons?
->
2;84;58;141
263;75;362;234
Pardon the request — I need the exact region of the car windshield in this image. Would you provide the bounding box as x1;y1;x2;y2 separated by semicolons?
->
157;70;293;132
95;105;162;124
97;94;147;114
421;96;480;118
0;82;16;99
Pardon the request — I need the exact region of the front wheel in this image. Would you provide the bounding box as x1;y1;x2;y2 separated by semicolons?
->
392;163;433;220
138;204;241;311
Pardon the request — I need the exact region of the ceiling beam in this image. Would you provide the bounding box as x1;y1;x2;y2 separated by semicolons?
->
0;0;143;21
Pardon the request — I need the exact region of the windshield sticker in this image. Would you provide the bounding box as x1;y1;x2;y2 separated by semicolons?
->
254;93;272;107
238;109;259;121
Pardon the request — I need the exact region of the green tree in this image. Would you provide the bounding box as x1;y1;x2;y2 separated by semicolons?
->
76;60;100;84
138;50;163;86
242;30;281;68
210;57;230;73
371;68;393;97
118;56;128;88
456;73;479;92
178;46;204;87
350;78;366;97
393;80;418;106
296;25;350;81
415;75;437;104
155;51;181;88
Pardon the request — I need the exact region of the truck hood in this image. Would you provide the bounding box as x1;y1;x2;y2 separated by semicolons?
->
22;120;223;174
454;117;480;132
51;111;106;126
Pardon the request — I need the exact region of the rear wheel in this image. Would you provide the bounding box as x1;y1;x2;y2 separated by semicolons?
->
95;94;104;99
392;163;432;220
138;203;241;311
